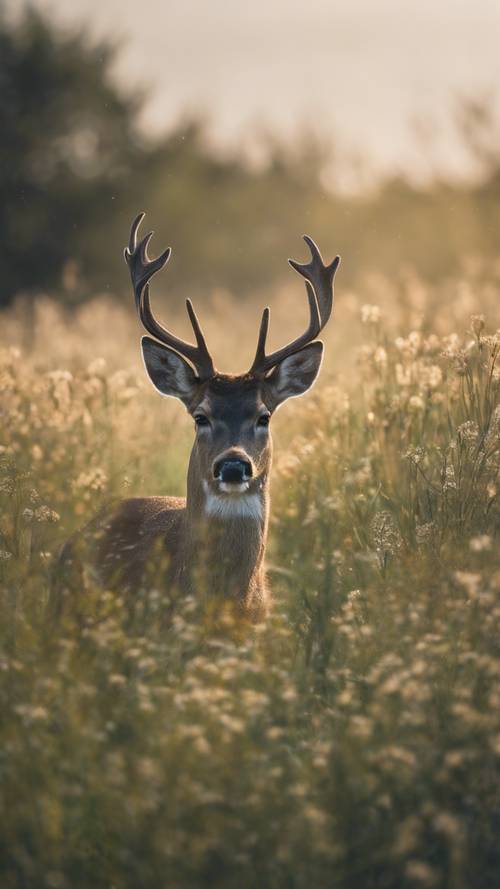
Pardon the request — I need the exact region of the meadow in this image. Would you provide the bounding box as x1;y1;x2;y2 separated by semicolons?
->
0;265;499;888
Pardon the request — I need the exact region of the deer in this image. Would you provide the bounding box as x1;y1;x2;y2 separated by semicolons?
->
56;213;340;622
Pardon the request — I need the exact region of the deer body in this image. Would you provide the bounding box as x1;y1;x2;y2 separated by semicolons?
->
98;492;268;618
58;215;339;622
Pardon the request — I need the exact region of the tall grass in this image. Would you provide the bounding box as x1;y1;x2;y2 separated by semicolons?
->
0;277;499;888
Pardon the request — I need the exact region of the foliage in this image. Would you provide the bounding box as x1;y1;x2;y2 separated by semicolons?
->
0;6;144;306
2;8;500;311
0;275;499;888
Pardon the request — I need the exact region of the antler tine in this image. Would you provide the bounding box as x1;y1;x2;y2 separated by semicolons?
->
125;213;216;380
289;235;341;328
252;307;270;370
185;298;213;359
126;211;144;257
250;236;340;376
124;213;171;313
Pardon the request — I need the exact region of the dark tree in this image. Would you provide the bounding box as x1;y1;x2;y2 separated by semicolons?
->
0;7;144;306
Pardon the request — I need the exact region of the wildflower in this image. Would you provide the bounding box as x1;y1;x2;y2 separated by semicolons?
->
370;511;403;558
393;816;422;856
15;704;49;722
396;363;412;386
383;745;417;769
404;445;425;464
125;647;142;659
487;482;497;499
452;349;470;375
361;304;381;324
454;572;481;597
322;495;341;511
457;421;479;444
350;716;373;739
408;395;425;412
421;364;442;389
73;468;108;492
405;860;439;887
137;757;161;781
423;334;440;353
416;522;435;546
469;535;492;552
193;736;211;755
443;465;457;491
109;674;127;687
34;506;60;523
47;370;73;384
87;357;107;376
444;750;467;768
266;726;284;740
0;477;15;495
408;331;421;349
304;503;319;525
358;344;374;364
303;805;328;827
219;714;245;734
241;689;269;713
440;334;460;359
433;812;463;840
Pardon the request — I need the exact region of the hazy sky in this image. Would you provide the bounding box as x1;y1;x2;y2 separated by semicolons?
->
8;0;500;182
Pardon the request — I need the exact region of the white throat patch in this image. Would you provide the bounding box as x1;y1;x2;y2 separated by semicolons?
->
202;480;262;521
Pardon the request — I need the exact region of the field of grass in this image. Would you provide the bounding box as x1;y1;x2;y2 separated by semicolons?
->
0;272;499;888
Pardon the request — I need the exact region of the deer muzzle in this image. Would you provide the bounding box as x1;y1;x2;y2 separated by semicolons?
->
213;452;253;492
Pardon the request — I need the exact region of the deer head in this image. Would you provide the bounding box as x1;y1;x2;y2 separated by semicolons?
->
124;213;340;518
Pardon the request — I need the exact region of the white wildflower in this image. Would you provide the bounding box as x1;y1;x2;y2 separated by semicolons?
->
408;395;425;412
361;304;381;324
34;506;60;523
469;535;492;552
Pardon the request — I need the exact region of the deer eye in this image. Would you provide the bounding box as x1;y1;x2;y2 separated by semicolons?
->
194;414;210;428
257;413;271;428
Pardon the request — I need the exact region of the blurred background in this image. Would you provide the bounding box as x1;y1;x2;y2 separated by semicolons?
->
1;0;500;367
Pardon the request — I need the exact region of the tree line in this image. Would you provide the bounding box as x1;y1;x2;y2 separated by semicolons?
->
1;7;499;309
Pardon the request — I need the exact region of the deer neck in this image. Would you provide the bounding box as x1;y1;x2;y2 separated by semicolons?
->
184;452;270;605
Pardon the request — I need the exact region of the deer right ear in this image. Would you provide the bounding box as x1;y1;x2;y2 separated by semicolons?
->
263;341;324;410
141;336;199;406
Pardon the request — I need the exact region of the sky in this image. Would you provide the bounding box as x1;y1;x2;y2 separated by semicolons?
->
7;0;500;184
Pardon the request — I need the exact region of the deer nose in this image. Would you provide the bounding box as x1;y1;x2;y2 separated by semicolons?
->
213;457;253;483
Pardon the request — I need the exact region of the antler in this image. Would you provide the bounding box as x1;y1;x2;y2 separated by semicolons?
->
124;212;216;380
250;235;340;376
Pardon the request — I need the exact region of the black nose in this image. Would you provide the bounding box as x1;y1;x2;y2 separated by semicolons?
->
214;458;252;483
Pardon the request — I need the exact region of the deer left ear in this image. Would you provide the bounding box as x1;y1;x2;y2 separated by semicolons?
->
263;341;323;410
141;336;199;406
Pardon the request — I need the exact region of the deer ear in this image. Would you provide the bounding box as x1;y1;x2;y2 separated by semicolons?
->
141;336;199;406
263;342;323;410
